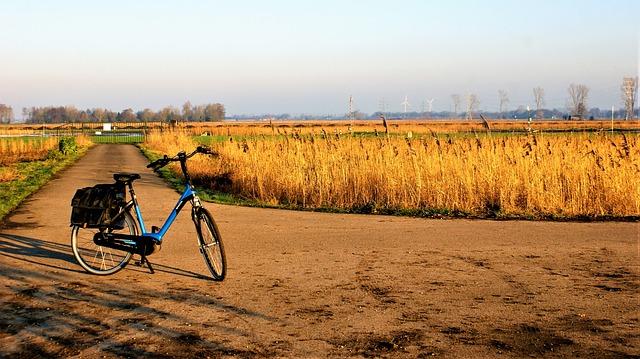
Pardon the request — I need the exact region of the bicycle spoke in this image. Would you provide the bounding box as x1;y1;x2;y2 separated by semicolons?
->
72;213;134;275
92;247;101;267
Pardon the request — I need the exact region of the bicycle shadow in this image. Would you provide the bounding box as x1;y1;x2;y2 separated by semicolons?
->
0;233;210;281
0;232;80;273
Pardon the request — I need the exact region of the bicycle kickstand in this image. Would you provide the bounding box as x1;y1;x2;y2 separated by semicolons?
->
135;255;155;274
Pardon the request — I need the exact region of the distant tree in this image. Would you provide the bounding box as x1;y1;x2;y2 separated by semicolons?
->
18;102;224;123
204;103;225;121
568;84;589;120
159;106;181;123
182;101;193;121
22;107;31;122
498;90;509;119
194;105;206;121
0;104;14;124
533;87;545;119
621;77;638;120
78;110;90;122
92;108;107;122
137;108;156;122
106;110;117;122
118;108;137;122
451;94;461;118
64;106;80;122
466;94;480;120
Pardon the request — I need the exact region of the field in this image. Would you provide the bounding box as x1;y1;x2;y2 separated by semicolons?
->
0;145;637;358
0;135;91;219
0;137;60;166
142;123;640;220
2;118;640;137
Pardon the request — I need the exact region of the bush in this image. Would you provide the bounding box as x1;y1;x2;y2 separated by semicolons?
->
46;149;64;161
58;137;77;155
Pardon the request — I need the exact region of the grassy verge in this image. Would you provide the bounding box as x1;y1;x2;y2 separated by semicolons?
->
0;147;90;221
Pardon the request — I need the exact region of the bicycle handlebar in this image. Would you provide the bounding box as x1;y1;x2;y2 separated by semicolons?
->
146;146;218;170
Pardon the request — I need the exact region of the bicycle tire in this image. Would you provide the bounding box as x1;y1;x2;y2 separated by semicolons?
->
195;207;227;281
71;211;136;275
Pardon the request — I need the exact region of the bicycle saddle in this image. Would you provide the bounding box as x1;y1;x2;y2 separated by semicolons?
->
113;173;141;183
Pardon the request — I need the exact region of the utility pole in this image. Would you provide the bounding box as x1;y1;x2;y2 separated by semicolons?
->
621;77;638;120
611;105;615;133
378;97;387;116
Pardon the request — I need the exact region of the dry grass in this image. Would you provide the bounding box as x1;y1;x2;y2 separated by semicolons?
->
3;119;639;137
0;137;59;165
0;135;92;165
0;166;21;182
144;129;640;219
181;119;640;137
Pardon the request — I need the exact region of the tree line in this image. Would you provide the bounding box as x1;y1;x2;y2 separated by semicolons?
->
448;79;637;121
333;78;637;121
2;102;225;124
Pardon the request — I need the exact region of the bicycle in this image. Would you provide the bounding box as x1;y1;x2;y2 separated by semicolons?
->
70;146;226;281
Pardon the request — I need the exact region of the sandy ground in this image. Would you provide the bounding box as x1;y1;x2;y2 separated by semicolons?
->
0;144;638;358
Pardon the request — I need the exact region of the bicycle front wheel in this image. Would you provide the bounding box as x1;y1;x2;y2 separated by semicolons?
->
71;211;136;275
195;207;226;281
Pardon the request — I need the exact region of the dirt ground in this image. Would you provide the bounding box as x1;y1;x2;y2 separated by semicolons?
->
0;144;638;358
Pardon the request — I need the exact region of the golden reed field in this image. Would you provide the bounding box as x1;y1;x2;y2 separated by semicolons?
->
0;137;59;166
143;127;640;219
2;119;640;136
0;135;91;181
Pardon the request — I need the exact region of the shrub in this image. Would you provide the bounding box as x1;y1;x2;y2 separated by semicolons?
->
58;137;77;155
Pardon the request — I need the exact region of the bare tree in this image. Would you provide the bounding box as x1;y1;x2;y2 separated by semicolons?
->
93;108;107;122
533;87;545;119
0;104;14;124
498;90;509;119
137;108;156;122
182;101;193;121
621;77;638;120
568;84;589;120
451;94;461;118
118;108;137;122
22;107;31;122
466;94;480;120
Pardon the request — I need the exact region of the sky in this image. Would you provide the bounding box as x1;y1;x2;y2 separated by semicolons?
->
0;0;638;117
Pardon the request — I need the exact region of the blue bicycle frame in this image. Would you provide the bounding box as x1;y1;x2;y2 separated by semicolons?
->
127;184;198;243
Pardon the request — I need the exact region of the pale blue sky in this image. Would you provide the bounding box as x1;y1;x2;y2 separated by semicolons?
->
0;0;638;115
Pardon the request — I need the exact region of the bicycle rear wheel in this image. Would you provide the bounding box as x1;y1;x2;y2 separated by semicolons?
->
195;207;226;281
71;211;136;275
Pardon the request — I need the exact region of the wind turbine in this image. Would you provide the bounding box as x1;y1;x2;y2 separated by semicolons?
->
401;96;410;114
426;98;435;113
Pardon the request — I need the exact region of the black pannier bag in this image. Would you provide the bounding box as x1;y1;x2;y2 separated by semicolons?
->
70;183;126;229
